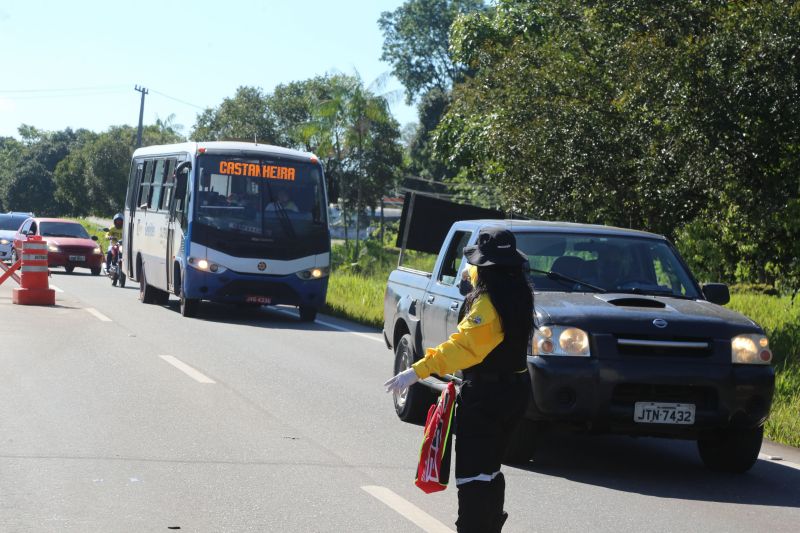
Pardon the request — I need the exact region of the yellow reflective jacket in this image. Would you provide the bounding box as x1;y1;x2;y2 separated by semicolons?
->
412;293;504;379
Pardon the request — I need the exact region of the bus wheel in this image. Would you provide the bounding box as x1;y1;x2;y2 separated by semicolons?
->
299;306;317;322
139;267;157;304
180;293;199;317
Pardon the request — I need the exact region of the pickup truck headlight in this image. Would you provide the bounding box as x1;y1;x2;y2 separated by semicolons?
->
533;325;591;357
0;238;9;245
47;243;60;252
92;246;103;255
296;266;330;280
731;334;772;364
188;256;227;274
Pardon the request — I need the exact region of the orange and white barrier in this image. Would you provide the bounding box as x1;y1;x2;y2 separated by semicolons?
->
12;236;55;305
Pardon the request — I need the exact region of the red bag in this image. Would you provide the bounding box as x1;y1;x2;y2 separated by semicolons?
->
415;381;457;493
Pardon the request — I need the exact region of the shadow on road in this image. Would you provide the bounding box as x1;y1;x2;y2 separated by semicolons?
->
160;299;372;335
512;431;800;508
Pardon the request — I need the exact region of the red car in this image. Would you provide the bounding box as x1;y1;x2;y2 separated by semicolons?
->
13;217;104;275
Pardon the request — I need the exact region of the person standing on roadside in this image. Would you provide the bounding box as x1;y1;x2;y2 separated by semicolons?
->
385;226;534;533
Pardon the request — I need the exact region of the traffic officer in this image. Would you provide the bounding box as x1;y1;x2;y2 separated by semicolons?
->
385;226;534;533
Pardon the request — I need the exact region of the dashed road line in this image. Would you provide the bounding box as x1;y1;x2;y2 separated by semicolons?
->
159;355;216;384
50;284;64;293
85;307;112;322
361;485;454;533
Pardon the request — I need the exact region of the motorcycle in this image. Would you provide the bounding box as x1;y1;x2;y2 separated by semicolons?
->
107;240;126;287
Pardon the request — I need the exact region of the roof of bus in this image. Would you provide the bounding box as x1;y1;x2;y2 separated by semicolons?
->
132;141;318;161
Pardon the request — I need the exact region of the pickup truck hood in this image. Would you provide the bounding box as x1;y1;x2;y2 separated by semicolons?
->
534;291;762;338
0;229;16;240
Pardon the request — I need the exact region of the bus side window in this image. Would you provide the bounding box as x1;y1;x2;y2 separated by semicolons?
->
127;159;143;211
150;159;166;210
161;159;177;211
139;160;154;209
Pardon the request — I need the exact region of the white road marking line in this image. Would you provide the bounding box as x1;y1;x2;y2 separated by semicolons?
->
361;485;454;533
273;308;384;343
50;284;63;293
85;307;112;322
159;355;216;384
759;453;800;471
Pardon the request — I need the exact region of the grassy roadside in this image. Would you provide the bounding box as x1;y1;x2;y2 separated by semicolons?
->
326;241;800;447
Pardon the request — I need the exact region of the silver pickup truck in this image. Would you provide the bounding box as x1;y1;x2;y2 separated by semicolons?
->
383;212;775;472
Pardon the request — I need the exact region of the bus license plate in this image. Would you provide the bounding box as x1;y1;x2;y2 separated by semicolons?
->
245;296;271;304
634;402;695;425
69;255;85;262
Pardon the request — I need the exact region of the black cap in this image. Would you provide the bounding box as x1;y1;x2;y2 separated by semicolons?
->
464;226;528;267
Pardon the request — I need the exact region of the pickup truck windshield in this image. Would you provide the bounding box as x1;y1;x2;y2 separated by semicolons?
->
516;232;700;298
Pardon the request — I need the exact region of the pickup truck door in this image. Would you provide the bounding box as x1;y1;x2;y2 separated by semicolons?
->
422;230;473;350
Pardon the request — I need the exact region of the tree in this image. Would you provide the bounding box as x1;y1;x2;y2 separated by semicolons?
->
436;0;800;288
191;86;278;143
379;0;485;104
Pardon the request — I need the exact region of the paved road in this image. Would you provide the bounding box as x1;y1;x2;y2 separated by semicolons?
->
1;271;800;532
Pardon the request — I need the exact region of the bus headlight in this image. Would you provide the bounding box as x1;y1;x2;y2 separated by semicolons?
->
731;334;772;364
296;267;330;280
188;256;226;274
532;325;591;357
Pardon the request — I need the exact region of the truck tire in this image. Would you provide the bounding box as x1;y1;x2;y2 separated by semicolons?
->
393;333;435;425
299;306;317;322
697;425;763;473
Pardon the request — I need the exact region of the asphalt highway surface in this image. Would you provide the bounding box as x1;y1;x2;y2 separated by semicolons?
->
2;270;799;532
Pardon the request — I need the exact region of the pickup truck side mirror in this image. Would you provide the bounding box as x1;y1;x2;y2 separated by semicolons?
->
91;235;98;241
702;283;730;305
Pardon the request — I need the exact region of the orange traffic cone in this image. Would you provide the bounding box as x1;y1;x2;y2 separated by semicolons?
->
12;236;55;305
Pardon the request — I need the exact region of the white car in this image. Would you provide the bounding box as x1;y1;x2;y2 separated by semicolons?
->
0;212;33;261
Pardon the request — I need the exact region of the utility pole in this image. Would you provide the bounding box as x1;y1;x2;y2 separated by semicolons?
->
134;85;149;147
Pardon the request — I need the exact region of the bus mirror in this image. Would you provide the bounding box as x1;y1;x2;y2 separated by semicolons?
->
175;161;191;175
175;172;188;201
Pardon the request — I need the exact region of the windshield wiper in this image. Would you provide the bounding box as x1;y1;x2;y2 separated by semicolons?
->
530;268;607;293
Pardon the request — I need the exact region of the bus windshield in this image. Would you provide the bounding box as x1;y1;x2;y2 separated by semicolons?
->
194;154;327;240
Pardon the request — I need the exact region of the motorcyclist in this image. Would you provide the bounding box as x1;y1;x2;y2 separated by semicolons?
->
105;213;123;271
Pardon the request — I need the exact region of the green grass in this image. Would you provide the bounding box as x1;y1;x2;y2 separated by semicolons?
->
323;272;386;328
728;293;800;446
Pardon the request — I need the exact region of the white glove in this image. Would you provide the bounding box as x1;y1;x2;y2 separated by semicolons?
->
384;368;420;394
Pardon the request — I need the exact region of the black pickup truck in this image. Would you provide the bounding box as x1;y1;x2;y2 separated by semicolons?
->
383;203;775;473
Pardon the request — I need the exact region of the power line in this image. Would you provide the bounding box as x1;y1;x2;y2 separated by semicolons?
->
150;89;204;110
0;85;129;94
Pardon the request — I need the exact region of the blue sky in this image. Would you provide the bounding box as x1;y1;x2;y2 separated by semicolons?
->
0;0;417;139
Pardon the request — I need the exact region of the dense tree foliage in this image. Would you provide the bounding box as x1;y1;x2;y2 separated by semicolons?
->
436;0;800;288
0;123;182;216
378;0;484;104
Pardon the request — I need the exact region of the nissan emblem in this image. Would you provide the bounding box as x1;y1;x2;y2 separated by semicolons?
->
257;261;267;271
653;318;668;328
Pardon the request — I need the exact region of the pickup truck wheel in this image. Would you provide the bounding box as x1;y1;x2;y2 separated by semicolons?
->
299;306;317;322
697;425;763;473
393;333;435;424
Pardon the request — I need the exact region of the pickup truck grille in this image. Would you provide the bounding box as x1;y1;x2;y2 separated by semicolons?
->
615;335;713;358
612;383;718;409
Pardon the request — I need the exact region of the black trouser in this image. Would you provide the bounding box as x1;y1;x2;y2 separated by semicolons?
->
455;373;531;533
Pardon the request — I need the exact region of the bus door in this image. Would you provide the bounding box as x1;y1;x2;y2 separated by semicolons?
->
127;161;144;278
167;160;190;293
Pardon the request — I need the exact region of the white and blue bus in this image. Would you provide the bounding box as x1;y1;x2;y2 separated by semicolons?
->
123;142;330;320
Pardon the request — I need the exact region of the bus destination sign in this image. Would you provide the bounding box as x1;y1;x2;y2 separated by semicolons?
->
219;161;296;181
